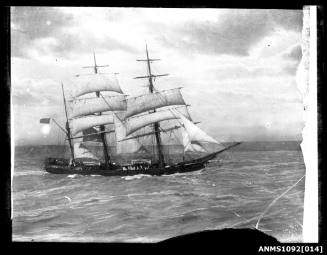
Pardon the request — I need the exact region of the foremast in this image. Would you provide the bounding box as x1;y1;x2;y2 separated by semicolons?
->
61;82;75;162
135;44;168;167
83;52;111;166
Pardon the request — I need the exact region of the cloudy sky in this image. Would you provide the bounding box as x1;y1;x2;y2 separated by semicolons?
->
11;7;304;145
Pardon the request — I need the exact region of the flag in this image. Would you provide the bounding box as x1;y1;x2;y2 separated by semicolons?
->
40;118;51;124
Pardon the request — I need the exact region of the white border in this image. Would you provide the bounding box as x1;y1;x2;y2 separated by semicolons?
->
302;5;318;243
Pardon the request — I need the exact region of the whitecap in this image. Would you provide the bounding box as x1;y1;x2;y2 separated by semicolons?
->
67;174;77;178
121;174;151;181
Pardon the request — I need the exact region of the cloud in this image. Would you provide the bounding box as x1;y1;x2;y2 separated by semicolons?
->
11;7;74;39
154;9;302;57
11;7;74;58
269;9;303;32
156;10;273;56
214;63;299;81
11;7;73;40
49;33;138;58
11;7;138;59
283;63;299;75
11;78;61;106
282;44;302;62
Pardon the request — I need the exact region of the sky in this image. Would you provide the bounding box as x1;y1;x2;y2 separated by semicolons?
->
11;7;304;145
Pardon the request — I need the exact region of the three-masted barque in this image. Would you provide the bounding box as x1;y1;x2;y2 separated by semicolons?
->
41;45;240;176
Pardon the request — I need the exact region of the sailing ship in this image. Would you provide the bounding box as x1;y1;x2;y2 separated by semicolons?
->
41;45;241;176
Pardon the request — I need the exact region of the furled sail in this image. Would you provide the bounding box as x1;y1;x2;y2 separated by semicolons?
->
125;88;185;118
176;111;225;152
72;74;123;98
71;95;126;118
71;115;114;135
74;142;99;161
125;110;180;136
113;113;146;154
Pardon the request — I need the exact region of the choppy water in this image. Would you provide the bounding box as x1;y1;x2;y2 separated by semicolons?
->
12;144;305;242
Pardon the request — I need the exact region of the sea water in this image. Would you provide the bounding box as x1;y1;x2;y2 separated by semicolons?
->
12;143;305;242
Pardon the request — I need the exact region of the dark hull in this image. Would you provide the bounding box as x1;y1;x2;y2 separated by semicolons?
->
44;152;219;177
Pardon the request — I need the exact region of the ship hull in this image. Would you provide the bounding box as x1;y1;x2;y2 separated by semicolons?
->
44;152;219;177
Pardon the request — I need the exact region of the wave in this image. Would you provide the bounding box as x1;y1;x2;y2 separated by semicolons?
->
124;236;163;243
13;170;45;177
14;207;62;222
121;174;152;181
158;205;226;221
68;174;78;178
162;170;204;177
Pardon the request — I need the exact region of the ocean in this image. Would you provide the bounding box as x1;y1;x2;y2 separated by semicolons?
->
12;142;305;242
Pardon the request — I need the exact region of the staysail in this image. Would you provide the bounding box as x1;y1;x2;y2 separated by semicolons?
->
72;74;123;98
70;114;114;135
176;111;225;153
71;95;126;118
125;88;185;118
113;113;146;154
174;105;193;122
181;129;206;152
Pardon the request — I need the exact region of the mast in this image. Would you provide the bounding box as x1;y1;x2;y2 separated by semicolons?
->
134;44;169;167
92;52;110;166
82;52;111;166
61;82;75;162
145;44;165;167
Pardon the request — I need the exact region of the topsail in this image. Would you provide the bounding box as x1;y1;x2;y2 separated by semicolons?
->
71;95;126;118
70;114;114;136
124;109;181;136
113;113;146;154
72;74;123;98
125;88;185;118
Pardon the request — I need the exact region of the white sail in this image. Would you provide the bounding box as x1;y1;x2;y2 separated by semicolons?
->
72;74;123;98
71;95;126;118
176;110;225;152
120;125;181;141
181;128;206;152
71;115;114;135
125;88;185;118
125;110;180;136
113;113;146;154
182;132;206;152
74;142;99;160
174;105;192;121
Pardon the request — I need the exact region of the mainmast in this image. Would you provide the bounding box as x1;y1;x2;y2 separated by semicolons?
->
61;82;75;162
135;44;168;167
83;52;110;166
